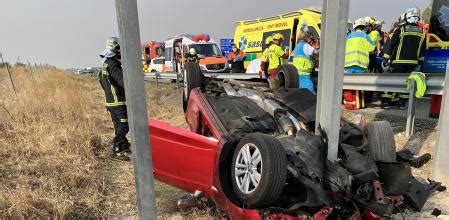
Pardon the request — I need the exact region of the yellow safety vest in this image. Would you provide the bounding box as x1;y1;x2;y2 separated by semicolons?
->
345;30;375;69
266;44;286;71
292;41;314;75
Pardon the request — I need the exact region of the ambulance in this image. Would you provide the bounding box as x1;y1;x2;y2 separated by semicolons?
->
233;7;348;68
164;34;229;73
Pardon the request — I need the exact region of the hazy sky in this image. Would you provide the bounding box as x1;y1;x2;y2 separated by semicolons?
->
0;0;430;68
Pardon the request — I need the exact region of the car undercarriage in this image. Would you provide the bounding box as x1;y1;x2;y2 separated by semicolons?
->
155;62;446;219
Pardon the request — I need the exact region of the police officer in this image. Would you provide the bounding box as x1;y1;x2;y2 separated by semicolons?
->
99;37;130;160
260;33;289;78
292;28;319;94
383;7;426;109
185;48;199;63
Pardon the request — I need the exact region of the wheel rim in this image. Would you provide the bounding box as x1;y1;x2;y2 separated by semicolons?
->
183;69;188;100
234;143;262;194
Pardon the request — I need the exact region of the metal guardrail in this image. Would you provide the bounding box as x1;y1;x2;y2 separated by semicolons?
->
343;73;446;95
144;71;446;137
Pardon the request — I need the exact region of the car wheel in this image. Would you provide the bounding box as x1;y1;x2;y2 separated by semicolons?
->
363;121;396;162
231;133;287;207
276;64;299;89
182;62;203;112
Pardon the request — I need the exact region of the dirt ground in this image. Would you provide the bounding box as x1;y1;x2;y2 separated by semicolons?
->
0;68;447;219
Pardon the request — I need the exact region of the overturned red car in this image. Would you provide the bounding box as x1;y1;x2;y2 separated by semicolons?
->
148;62;444;219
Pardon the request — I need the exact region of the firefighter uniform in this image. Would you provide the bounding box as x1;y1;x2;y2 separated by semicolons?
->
263;44;286;77
184;54;199;63
99;57;130;155
382;21;426;108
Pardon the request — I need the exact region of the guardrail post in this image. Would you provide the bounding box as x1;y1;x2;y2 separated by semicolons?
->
405;78;416;138
115;0;157;219
432;59;449;185
315;0;350;161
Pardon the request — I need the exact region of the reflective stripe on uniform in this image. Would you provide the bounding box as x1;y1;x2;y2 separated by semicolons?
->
105;102;126;107
120;119;128;123
345;60;369;67
345;50;369;57
392;60;418;64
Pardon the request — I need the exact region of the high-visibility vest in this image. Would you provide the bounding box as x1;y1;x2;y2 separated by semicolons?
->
292;41;314;75
408;72;426;98
345;30;375;69
266;44;286;71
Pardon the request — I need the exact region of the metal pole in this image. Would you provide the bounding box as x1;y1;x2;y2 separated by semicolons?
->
432;59;449;185
176;72;180;91
315;0;350;161
315;0;328;129
1;53;17;96
405;79;416;138
114;0;157;219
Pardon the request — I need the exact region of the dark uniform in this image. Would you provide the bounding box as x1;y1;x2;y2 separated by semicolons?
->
382;22;426;108
184;54;199;63
99;57;130;154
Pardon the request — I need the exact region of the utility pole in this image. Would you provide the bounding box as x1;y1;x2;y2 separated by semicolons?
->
114;0;157;219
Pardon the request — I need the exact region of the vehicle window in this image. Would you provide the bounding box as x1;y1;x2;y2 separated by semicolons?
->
165;47;172;61
154;58;165;64
189;44;222;56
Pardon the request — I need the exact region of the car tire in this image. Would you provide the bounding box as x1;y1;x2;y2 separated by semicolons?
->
363;121;396;162
182;62;203;112
276;64;299;89
231;133;287;207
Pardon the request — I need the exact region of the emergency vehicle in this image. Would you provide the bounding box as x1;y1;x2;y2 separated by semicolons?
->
164;34;229;73
142;41;165;73
233;8;323;68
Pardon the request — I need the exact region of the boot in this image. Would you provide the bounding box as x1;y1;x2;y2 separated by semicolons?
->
397;149;431;168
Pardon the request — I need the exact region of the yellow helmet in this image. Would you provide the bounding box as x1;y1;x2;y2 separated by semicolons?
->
273;33;284;40
265;36;273;44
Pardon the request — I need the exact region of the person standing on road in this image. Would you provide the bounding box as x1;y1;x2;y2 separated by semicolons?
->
228;44;246;73
185;48;199;63
382;7;426;109
260;33;289;78
292;28;319;94
99;37;130;161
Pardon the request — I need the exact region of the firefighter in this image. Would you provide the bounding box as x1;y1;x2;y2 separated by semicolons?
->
343;18;375;110
259;36;273;79
185;48;199;63
260;33;289;78
382;7;426;109
99;37;130;161
292;28;319;94
228;44;246;73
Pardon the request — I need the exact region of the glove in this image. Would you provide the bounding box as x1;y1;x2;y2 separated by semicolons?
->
232;58;236;62
261;71;267;79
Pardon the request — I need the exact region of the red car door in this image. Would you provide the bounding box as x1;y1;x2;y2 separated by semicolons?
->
149;119;219;197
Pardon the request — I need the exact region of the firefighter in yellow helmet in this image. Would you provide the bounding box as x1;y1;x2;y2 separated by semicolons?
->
260;33;289;78
382;7;426;109
259;36;273;78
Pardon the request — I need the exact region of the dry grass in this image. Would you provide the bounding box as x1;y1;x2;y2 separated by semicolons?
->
0;67;210;218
